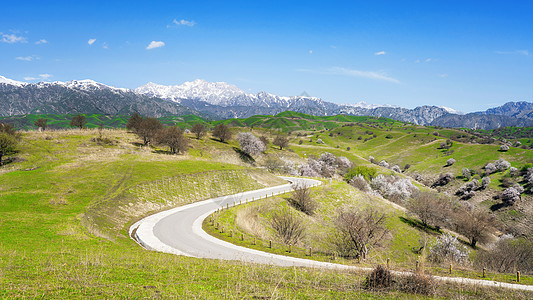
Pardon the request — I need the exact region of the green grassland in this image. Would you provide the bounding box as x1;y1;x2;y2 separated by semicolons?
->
1;116;533;298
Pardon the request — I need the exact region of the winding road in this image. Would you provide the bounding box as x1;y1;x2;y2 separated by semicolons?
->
130;176;533;292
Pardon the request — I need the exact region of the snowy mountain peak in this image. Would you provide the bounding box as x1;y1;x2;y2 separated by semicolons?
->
345;101;397;109
438;106;463;115
0;75;26;87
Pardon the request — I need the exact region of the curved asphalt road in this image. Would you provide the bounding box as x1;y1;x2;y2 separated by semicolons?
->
130;176;533;291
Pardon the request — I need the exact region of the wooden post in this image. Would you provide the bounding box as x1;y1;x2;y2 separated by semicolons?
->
229;230;232;237
387;258;390;269
239;200;241;205
269;240;272;248
517;271;521;283
482;267;486;278
289;244;292;253
221;226;224;233
450;264;453;274
309;247;312;256
253;237;256;245
216;222;219;230
241;233;244;241
416;261;420;272
226;203;228;209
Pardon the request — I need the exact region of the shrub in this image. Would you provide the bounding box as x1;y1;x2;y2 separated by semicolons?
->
462;168;471;180
501;187;520;206
0;132;18;166
475;237;533;274
349;175;371;192
509;167;519;177
344;165;377;182
273;135;289;150
271;209;305;245
500;144;510;151
495;159;511;171
368;156;375;163
446;158;456;166
480;177;491;189
391;165;402;173
289;182;316;215
378;160;389;169
431;173;453;188
316;138;324;144
429;233;469;264
399;273;435;296
365;265;393;290
371;175;417;203
484;163;496;175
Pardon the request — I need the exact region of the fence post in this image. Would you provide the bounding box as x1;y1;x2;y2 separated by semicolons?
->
269;240;272;248
289;244;292;253
482;267;486;278
229;230;232;237
387;258;390;269
450;264;453;274
416;261;419;272
241;233;244;241
309;247;312;256
517;271;521;283
253;237;256;245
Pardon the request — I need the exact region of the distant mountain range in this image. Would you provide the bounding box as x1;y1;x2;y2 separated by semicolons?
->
1;75;532;129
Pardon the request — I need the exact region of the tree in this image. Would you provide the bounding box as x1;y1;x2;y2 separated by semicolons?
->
500;144;510;152
500;187;520;206
271;209;305;245
333;208;388;259
455;206;494;248
136;117;163;145
289;182;316;215
407;191;452;231
69;114;87;129
126;113;143;132
259;136;269;149
34;118;48;131
212;123;232;142
157;126;188;154
273;135;289;150
446;158;456;166
236;132;265;156
0;132;17;166
190;123;207;139
0;123;17;136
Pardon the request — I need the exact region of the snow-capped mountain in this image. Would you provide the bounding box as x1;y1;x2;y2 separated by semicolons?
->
1;75;531;129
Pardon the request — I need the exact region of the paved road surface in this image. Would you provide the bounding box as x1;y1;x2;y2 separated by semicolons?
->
130;176;533;292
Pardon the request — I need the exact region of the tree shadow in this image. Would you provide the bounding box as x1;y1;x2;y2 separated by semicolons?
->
399;216;441;235
131;142;144;147
233;147;255;165
490;202;507;212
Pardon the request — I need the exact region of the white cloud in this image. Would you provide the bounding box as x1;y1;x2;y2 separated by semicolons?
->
495;50;529;56
169;19;196;27
425;58;432;63
374;51;386;56
24;74;52;81
298;67;400;83
102;42;108;49
88;38;96;45
35;39;48;45
146;41;165;50
16;55;39;61
1;33;27;43
309;50;313;54
439;73;448;78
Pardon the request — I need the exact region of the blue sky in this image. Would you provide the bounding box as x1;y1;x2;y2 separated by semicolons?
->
1;0;531;112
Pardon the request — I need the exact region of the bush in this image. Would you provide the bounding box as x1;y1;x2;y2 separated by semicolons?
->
365;265;393;290
446;158;456;166
431;173;453;188
349;175;371;192
399;273;435;296
378;160;389;169
371;175;417;203
462;168;471;180
509;167;519;177
316;138;324;144
480;176;491;189
289;182;316;215
485;163;496;175
500;144;510;151
501;187;520;206
495;159;511;171
344;165;377;182
429;233;470;264
475;237;533;274
391;165;401;173
271;209;305;245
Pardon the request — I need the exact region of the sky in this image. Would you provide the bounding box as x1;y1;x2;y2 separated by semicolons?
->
1;0;532;112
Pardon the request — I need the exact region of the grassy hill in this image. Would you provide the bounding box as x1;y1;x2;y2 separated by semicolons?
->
1;116;533;298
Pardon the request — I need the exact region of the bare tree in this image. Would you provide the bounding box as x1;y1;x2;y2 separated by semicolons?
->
407;191;452;231
191;123;207;139
136;117;163;145
0;123;17;136
34;118;48;131
69;114;87;129
0;132;17;166
157;126;189;154
259;136;269;149
236;132;265;156
212;123;232;142
126;113;143;132
289;182;316;215
273;135;289;150
271;209;305;245
333;208;388;259
454;206;494;248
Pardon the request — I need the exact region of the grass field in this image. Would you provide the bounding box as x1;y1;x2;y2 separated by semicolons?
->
1;123;533;298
